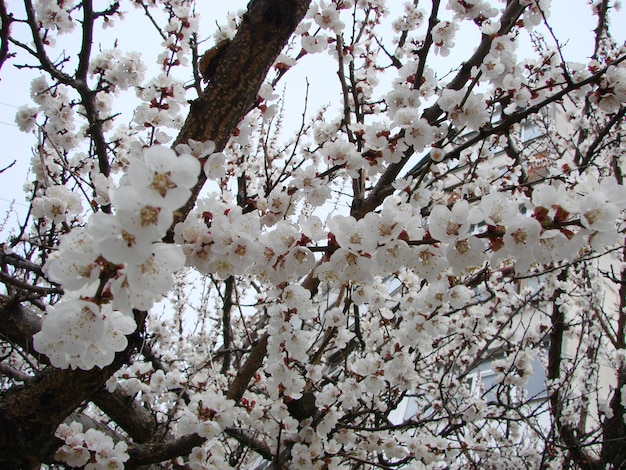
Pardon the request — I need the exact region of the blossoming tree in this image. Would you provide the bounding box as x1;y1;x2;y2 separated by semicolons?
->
1;0;626;468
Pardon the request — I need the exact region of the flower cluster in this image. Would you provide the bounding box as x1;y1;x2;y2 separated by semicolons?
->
25;76;79;152
266;298;318;399
32;185;83;227
175;191;323;283
431;20;458;56
35;146;200;369
134;75;188;141
179;390;238;439
447;0;498;21
311;1;346;33
309;177;626;286
34;300;136;370
35;0;76;34
438;88;489;131
158;3;199;69
54;422;129;469
90;49;146;93
592;64;626;114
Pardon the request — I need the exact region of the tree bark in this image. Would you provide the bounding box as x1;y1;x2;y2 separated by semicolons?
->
0;301;146;466
167;0;311;241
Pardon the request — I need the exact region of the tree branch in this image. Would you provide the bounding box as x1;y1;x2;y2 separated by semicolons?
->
547;271;601;469
0;353;137;466
0;362;32;382
127;427;272;467
126;431;204;467
221;276;235;375
166;0;311;241
0;0;11;75
412;0;440;92
351;0;527;219
0;294;43;360
404;55;626;181
226;333;268;404
592;0;610;60
76;0;94;80
600;239;626;467
22;0;74;85
0;300;145;465
91;387;157;444
580;107;625;169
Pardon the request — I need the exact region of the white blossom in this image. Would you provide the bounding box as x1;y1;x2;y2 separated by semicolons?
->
429;200;471;242
127;146;201;210
34;300;136;370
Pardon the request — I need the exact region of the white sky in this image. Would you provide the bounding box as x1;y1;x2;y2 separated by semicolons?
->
0;0;624;234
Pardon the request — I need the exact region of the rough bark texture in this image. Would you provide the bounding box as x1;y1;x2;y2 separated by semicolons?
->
0;0;310;466
0;296;146;466
0;358;133;467
91;388;158;444
168;0;311;240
